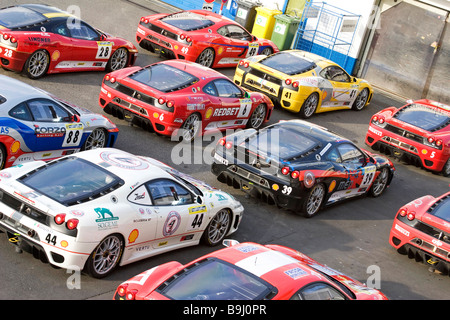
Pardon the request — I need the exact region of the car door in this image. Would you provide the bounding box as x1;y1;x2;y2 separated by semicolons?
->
67;19;111;67
217;24;259;62
320;66;357;107
48;21;74;68
26;98;83;151
204;79;252;128
146;178;206;249
325;143;376;202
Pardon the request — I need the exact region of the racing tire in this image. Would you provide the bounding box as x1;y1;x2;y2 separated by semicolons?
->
299;93;319;119
300;183;325;218
196;48;215;68
85;234;124;278
260;47;273;56
369;167;389;197
352;88;369;111
24;50;50;79
202;209;231;246
180;113;201;142
0;144;6;169
247;103;266;129
106;47;129;72
441;158;450;177
81;128;107;151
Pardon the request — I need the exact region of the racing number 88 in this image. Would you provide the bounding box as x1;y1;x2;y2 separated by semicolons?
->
66;130;80;144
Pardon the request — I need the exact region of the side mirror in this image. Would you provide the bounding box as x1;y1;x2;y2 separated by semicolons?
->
223;239;240;247
196;195;203;204
99;34;106;41
71;114;81;123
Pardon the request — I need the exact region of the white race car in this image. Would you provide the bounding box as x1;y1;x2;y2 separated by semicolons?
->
0;148;244;278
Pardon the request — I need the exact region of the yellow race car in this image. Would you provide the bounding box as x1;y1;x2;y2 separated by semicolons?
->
233;50;373;119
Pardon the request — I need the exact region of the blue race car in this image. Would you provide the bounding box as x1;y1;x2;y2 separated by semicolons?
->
0;75;118;168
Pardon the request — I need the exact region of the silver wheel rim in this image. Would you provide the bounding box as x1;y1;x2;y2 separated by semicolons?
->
207;209;230;245
28;51;48;78
110;48;128;71
304;94;318;118
84;129;106;150
92;235;122;275
355;89;369;110
372;168;388;196
306;184;324;216
249;104;266;128
444;160;450;176
261;47;272;56
197;48;214;67
181;114;201;141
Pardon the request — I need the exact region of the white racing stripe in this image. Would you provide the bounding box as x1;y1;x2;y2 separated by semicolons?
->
235;250;300;277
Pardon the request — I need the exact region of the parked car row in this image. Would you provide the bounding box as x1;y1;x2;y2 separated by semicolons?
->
0;4;448;300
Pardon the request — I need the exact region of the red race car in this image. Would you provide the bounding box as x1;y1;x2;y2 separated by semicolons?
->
389;191;450;275
365;99;450;176
114;241;388;300
0;4;138;79
99;60;274;141
136;10;279;68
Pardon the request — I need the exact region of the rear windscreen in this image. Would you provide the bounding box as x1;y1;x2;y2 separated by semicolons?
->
430;197;450;223
0;7;45;29
395;103;450;132
161;12;214;31
260;52;317;76
129;64;198;93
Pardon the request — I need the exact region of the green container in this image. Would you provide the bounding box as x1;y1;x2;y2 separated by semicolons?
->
270;14;301;50
252;7;282;40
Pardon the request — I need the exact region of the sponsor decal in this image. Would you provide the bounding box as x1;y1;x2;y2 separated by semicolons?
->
95;207;119;230
100;151;150;170
163;211;181;236
128;229;139;244
284;267;308;280
394;223;409;237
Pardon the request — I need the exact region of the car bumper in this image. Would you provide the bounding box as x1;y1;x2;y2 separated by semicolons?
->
365;124;447;172
211;152;304;211
234;68;304;112
135;27;198;62
0;46;28;72
99;84;182;137
389;218;450;273
0;209;95;271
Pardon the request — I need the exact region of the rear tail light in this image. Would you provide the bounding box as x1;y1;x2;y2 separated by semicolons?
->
186;37;192;43
225;141;233;149
117;284;128;297
3;34;9;40
399;208;407;217
54;213;66;225
281;167;290;175
218;138;226;146
285;79;292;85
292;81;299;88
110;77;116;83
10;37;16;43
166;100;175;108
66;219;79;230
126;289;138;300
407;211;416;221
378;117;385;124
428;137;434;144
105;75;110;81
158;97;166;105
291;170;300;179
436;139;443;147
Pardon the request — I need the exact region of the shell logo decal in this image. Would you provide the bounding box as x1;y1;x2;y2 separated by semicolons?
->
128;229;139;244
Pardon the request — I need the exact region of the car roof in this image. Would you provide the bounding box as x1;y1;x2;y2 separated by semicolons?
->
206;242;328;293
72;148;173;182
0;75;49;106
0;4;73;29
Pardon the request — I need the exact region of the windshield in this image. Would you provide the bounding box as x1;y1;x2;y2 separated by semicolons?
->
19;157;123;206
130;64;198;93
161;12;214;31
0;6;46;28
159;259;274;300
246;124;319;160
430;197;450;222
395;103;450;131
260;52;316;76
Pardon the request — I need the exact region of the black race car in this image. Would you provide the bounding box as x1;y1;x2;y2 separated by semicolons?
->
211;120;396;217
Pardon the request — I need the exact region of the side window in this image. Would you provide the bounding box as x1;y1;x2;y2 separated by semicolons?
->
214;79;243;98
68;20;99;40
26;99;70;122
337;143;364;164
146;179;193;206
225;25;252;41
52;22;70;37
322;66;350;82
217;26;230;37
291;282;347;300
9;102;33;121
203;81;218;96
127;184;153;205
325;147;341;163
